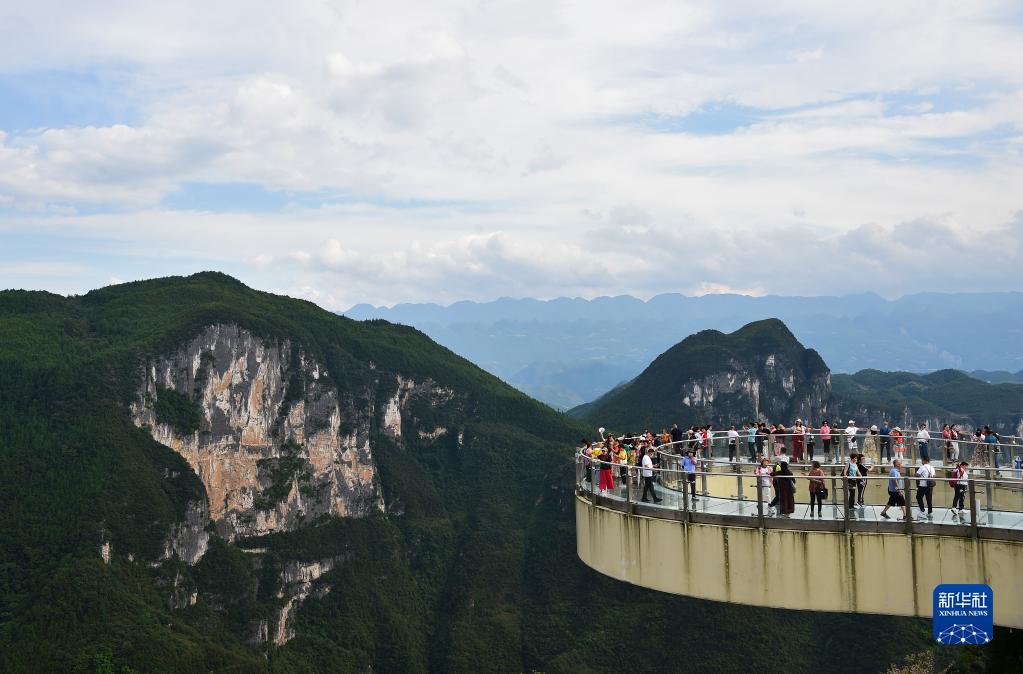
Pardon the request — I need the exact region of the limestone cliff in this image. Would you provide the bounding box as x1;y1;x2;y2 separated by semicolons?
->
131;324;384;541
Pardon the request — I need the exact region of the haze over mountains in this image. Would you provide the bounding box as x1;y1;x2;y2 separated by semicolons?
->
346;292;1023;409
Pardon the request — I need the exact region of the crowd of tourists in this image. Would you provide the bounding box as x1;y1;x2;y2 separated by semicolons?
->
578;418;1016;517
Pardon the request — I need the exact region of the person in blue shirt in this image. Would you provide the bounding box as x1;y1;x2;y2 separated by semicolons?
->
746;422;758;462
984;426;1001;469
682;451;698;502
880;459;907;520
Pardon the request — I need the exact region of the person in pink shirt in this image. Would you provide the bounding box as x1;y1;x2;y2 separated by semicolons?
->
820;420;833;462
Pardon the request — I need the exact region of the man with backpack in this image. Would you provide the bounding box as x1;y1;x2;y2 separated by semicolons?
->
915;457;935;520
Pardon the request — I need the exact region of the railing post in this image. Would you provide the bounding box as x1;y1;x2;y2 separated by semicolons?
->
700;460;709;497
844;479;851;533
625;461;632;509
968;477;979;539
682;469;690;522
735;462;744;500
756;475;764;528
829;466;838;510
905;475;914;536
984;468;993;512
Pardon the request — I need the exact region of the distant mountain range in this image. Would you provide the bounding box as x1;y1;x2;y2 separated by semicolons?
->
345;292;1023;409
569;319;1023;438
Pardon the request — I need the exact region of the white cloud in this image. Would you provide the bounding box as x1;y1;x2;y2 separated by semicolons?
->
0;1;1022;305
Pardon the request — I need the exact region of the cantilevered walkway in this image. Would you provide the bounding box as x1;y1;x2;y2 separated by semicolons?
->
575;439;1023;629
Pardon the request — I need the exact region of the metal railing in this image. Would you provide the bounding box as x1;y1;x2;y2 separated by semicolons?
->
575;447;1023;541
606;430;1022;471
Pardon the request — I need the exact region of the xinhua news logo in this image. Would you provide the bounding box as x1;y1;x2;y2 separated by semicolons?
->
933;584;993;645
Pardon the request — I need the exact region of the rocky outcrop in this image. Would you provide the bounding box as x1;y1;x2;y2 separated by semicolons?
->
162;500;210;565
251;558;337;647
131;324;384;540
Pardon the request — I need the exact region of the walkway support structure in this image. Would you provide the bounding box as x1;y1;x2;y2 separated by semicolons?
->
577;435;1023;629
577;492;1023;628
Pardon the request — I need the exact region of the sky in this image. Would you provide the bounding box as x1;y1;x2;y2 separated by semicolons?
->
1;1;1022;310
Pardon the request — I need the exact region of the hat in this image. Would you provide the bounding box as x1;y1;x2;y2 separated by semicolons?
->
893;426;901;432
870;425;878;432
848;420;855;425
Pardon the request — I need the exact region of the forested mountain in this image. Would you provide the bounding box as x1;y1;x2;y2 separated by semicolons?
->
571;319;1023;439
346;292;1023;409
0;274;935;672
571;319;830;431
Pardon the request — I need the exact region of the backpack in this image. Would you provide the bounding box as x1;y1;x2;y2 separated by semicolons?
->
949;469;962;488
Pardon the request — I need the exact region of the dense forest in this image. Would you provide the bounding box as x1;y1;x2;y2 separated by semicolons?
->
0;273;999;672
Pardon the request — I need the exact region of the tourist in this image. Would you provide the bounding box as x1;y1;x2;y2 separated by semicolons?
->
791;420;805;463
916;423;931;462
863;425;880;465
950;461;969;517
845;420;859;454
879;419;892;464
855;453;870;507
682;450;698;502
972;428;987;467
880;459;907;520
948;424;960;463
581;439;593;484
776;462;796;517
775;423;788;456
984;426;1001;469
747;422;758;462
640;447;663;503
670;422;684;445
805;422;816;462
820;420;832;462
727;425;740;462
756;423;769;460
597;442;615;495
756;458;773;512
915;457;935;520
942;425;952;463
617;441;630;492
808;460;826;517
842;454;860;512
891;426;906;462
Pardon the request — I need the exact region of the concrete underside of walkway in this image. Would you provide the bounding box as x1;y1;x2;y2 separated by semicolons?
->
576;494;1023;628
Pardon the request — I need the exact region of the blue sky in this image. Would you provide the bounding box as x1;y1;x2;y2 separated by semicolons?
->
1;1;1022;309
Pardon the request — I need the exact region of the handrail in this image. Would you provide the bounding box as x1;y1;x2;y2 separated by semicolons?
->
576;446;1023;541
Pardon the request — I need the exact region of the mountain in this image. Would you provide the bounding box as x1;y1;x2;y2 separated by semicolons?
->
571;319;1023;439
0;274;934;672
345;292;1023;409
570;319;831;430
969;369;1023;385
832;370;1023;435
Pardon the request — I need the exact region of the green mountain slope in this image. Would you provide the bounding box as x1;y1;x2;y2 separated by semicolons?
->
0;275;931;673
571;319;830;431
832;369;1023;432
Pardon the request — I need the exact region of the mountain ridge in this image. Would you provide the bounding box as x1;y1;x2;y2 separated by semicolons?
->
0;273;935;673
344;291;1023;408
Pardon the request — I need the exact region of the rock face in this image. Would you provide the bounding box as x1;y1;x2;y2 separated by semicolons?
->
131;324;385;540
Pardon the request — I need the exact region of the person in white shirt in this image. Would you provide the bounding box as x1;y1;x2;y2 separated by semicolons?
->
915;457;935;519
844;420;859;452
727;426;740;462
640;447;662;503
916;423;931;462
